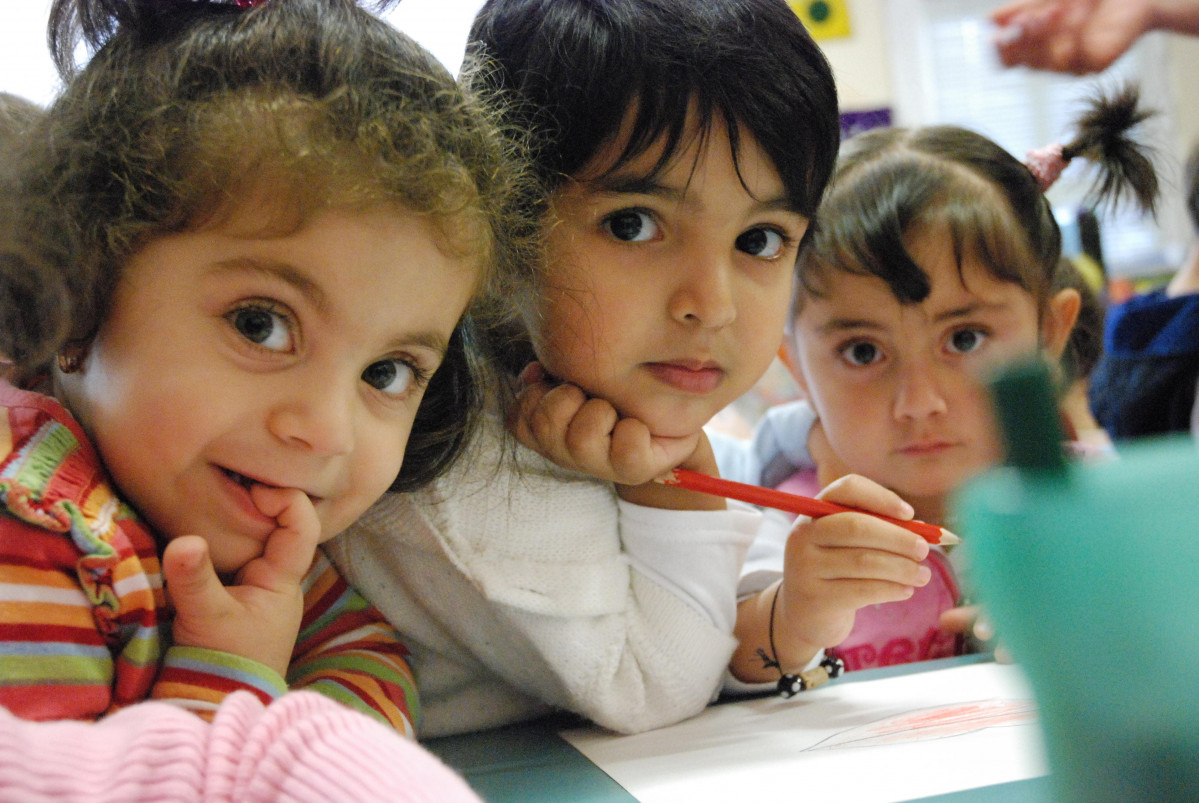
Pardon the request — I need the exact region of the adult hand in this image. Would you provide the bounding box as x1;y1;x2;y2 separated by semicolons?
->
990;0;1157;74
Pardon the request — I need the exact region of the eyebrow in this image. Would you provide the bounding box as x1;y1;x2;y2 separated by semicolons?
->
815;299;1014;336
816;317;884;336
210;258;329;315
590;173;682;200
210;258;451;357
588;172;802;216
931;299;1014;323
393;329;452;359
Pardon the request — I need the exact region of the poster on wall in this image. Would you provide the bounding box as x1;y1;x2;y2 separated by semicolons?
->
789;0;852;40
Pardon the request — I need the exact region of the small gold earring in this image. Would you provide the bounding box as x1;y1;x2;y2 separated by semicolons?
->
56;343;88;374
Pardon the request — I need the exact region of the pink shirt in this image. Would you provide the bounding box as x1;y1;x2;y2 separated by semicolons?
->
832;548;960;671
0;691;480;802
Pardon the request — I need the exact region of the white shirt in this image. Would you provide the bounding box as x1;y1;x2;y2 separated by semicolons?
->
325;415;760;737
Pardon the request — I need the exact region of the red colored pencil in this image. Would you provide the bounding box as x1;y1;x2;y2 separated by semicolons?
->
660;468;960;546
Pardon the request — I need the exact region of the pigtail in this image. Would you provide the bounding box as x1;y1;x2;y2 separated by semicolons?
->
1061;84;1159;216
49;0;208;78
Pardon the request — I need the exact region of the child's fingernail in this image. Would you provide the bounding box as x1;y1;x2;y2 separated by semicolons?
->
917;566;932;585
519;361;545;384
973;616;995;642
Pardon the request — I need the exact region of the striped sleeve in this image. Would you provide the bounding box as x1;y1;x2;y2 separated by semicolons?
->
286;553;419;736
0;528;121;719
151;645;288;721
0;393;166;721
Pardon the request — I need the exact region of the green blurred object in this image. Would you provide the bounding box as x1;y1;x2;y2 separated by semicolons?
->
954;359;1199;802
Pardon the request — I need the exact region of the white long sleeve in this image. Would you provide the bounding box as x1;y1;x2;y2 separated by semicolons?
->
325;415;759;736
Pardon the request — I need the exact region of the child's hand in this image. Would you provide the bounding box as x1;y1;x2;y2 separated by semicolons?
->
161;486;320;679
508;362;701;486
939;604;1013;663
775;475;931;665
732;474;931;682
990;0;1152;75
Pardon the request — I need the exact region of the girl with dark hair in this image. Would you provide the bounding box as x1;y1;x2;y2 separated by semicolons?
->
325;0;902;736
0;0;534;746
714;86;1158;673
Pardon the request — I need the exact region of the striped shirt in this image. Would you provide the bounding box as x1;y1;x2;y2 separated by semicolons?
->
0;384;417;735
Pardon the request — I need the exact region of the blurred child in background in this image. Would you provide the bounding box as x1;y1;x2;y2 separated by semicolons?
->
1088;141;1199;440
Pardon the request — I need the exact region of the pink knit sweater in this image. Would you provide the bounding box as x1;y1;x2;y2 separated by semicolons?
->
0;692;480;802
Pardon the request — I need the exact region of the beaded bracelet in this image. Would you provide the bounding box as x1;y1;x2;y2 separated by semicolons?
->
759;582;845;698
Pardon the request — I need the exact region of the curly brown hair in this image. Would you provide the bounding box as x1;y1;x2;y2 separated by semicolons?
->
0;93;41;149
0;0;539;491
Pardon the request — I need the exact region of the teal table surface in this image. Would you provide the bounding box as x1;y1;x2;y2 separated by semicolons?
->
425;654;1051;802
427;714;634;802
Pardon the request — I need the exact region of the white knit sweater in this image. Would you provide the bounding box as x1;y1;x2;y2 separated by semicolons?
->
324;416;760;737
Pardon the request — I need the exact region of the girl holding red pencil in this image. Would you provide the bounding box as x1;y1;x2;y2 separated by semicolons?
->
713;86;1158;674
326;0;947;729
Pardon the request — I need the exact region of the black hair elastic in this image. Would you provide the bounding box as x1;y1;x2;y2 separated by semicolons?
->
762;582;845;698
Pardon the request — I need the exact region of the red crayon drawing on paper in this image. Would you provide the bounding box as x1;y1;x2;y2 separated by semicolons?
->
804;698;1038;751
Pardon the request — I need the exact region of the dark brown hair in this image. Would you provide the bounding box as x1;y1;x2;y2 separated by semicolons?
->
464;0;840;376
467;0;839;219
0;93;42;150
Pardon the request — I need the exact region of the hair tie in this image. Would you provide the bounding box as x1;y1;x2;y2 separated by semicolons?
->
1025;143;1070;192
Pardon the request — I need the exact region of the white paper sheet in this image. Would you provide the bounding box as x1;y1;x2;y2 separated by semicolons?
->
561;661;1048;802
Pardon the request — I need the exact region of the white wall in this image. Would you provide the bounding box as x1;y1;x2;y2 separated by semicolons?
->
3;0;58;105
824;0;1198;173
817;0;894;110
1165;35;1199;166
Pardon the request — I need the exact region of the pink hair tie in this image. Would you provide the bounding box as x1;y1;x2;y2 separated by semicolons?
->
1025;143;1069;192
